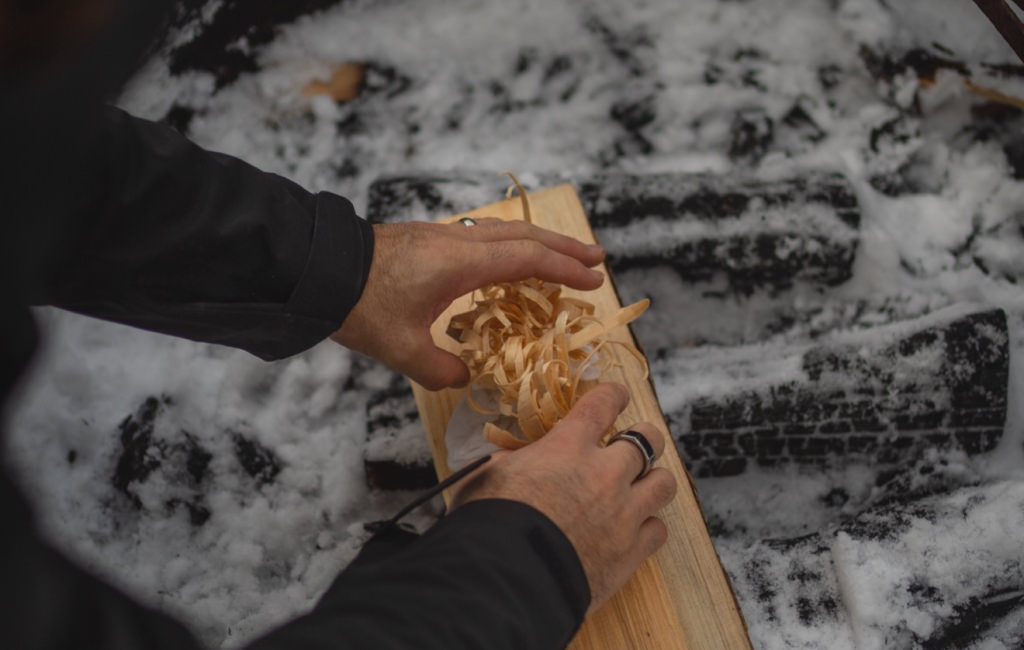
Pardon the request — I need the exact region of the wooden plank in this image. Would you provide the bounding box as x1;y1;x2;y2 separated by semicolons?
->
410;185;752;650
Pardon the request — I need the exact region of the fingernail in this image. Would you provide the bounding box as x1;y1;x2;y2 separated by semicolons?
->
589;269;604;282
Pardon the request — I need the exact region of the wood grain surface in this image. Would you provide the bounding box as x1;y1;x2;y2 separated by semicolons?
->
410;185;752;650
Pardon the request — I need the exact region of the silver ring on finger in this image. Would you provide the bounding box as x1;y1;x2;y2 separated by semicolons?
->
608;430;656;481
459;217;478;227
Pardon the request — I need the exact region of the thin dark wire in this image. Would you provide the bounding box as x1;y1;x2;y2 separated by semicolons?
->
374;454;492;531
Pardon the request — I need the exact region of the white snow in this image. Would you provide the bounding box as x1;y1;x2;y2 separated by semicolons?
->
5;0;1024;648
887;0;1020;64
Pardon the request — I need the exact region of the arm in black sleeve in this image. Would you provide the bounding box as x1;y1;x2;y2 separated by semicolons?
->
0;474;203;650
247;499;590;650
36;106;374;361
4;4;586;650
3;471;588;650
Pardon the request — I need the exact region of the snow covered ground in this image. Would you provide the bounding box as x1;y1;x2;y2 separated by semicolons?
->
5;0;1024;648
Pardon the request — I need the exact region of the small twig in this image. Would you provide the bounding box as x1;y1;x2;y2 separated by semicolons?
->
973;0;1024;64
965;76;1024;111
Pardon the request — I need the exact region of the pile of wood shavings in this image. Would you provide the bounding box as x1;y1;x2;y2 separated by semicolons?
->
447;176;649;450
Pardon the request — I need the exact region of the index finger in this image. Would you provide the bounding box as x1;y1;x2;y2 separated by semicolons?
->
548;383;630;447
455;218;605;268
458;238;605;294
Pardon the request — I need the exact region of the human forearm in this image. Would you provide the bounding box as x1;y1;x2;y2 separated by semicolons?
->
247;499;588;650
38;106;373;360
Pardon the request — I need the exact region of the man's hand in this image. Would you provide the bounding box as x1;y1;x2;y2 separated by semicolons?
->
331;218;605;390
449;383;679;615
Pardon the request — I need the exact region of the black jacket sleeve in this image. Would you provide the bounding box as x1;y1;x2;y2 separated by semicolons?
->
0;475;201;650
2;105;593;638
1;4;591;649
248;500;590;650
33;106;374;361
2;474;590;650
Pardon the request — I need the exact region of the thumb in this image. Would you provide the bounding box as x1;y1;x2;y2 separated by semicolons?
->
407;336;470;391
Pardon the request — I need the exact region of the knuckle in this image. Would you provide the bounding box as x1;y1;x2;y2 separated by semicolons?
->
519;239;547;262
485;240;514;263
574;399;606;425
504;220;533;236
571;391;615;425
563;385;631;439
583;384;627;417
647;518;669;551
484;240;544;273
648;469;678;506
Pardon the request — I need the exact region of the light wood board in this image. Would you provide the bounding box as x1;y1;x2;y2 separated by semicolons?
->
410;185;752;650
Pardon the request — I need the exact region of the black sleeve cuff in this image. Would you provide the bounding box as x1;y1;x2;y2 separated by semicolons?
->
286;192;374;325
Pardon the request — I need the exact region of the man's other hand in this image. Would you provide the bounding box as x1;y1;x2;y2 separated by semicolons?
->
330;219;605;390
449;383;679;615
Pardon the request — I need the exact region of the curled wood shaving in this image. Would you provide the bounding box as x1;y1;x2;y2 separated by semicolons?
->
502;171;533;223
483;421;529;449
449;278;650;450
448;175;648;449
